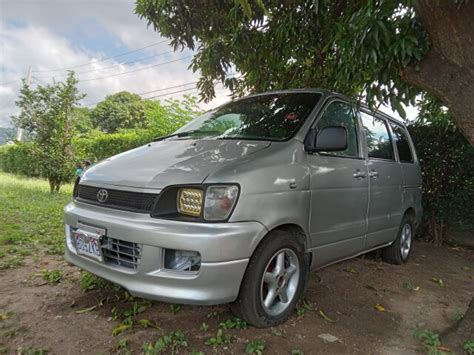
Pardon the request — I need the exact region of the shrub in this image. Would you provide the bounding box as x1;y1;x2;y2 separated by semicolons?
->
408;123;474;243
74;129;154;162
0;143;41;177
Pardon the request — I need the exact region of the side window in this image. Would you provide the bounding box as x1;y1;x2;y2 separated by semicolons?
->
314;101;359;157
360;112;394;160
390;123;414;163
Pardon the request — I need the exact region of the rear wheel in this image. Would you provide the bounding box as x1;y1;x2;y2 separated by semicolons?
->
232;230;308;328
382;215;414;265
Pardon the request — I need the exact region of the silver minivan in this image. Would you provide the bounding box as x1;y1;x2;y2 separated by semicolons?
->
64;89;422;327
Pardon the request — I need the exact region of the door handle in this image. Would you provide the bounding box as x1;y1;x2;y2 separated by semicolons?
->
353;170;367;179
369;170;379;179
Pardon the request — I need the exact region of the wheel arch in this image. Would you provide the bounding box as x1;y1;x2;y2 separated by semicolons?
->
248;223;312;270
403;207;416;222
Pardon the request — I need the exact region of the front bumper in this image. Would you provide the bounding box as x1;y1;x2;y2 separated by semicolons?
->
64;201;268;305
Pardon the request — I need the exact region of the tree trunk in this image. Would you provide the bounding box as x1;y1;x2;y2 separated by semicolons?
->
48;178;55;194
401;0;474;145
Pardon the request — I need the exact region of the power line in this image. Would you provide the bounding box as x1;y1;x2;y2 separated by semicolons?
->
77;56;192;83
32;39;170;73
85;81;197;107
0;79;22;86
139;81;197;97
35;50;177;79
31;76;50;86
84;82;229;107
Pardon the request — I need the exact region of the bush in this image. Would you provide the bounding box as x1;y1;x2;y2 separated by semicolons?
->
74;129;154;162
408;123;474;243
0;143;41;177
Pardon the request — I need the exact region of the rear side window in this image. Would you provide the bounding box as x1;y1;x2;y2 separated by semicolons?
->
360;112;394;160
390;123;414;163
314;101;359;157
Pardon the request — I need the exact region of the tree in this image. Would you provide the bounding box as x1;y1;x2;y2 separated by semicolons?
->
91;91;148;133
144;94;203;136
408;94;474;244
71;107;93;135
135;0;474;145
13;72;85;192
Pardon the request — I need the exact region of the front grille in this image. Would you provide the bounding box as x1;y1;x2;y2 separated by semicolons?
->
102;236;141;270
76;184;158;213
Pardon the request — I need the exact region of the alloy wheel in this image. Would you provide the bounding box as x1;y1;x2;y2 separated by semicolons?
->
260;248;300;316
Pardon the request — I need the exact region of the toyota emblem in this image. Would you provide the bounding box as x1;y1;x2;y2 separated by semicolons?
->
96;189;109;203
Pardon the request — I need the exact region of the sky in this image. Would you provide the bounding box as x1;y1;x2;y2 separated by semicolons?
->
0;0;232;128
0;0;417;128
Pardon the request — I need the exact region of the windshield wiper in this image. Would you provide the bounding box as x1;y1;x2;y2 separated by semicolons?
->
216;136;280;142
153;130;225;142
152;131;196;142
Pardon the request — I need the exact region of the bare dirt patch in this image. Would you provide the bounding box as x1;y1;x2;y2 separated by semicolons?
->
1;241;473;354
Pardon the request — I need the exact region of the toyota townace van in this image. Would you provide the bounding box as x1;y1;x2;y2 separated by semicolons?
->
64;89;422;327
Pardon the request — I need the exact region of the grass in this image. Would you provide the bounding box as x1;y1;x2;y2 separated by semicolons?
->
142;331;188;354
0;172;72;269
40;269;63;284
413;328;449;355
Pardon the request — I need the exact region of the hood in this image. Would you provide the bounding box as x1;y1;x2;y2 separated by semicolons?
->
81;139;271;189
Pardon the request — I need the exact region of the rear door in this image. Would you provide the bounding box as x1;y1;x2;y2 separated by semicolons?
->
307;100;369;267
359;111;403;249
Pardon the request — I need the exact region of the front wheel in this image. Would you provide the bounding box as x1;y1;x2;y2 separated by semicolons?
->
232;230;308;328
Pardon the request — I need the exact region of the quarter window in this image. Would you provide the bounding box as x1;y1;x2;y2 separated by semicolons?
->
360;112;394;160
314;101;359;157
390;123;414;163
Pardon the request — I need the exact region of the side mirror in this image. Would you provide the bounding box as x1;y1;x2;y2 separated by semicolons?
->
305;126;348;152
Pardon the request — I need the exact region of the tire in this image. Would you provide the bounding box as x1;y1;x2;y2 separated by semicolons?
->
231;229;308;328
382;215;414;265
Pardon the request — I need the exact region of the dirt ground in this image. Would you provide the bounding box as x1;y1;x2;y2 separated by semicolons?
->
1;241;473;354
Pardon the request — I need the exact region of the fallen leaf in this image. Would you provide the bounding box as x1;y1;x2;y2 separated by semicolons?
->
319;310;336;322
318;333;341;343
0;313;9;321
431;278;444;287
138;319;159;329
413;286;420;291
375;304;385;312
438;346;452;352
75;305;97;314
112;323;131;337
344;267;356;273
462;266;470;271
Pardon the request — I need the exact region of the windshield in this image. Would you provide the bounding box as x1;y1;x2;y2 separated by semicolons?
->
174;92;321;141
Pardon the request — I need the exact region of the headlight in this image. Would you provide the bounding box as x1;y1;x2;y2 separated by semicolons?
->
177;188;204;217
204;185;239;221
152;184;240;221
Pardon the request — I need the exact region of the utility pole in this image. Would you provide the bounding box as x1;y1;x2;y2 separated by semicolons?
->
16;66;32;142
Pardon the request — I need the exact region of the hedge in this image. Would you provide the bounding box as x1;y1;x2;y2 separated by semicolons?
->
0;130;156;178
0;143;41;177
73;130;155;162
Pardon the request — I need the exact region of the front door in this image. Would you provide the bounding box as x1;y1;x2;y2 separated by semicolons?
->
359;111;403;248
307;100;369;267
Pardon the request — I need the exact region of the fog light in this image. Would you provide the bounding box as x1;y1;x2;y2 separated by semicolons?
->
164;249;201;272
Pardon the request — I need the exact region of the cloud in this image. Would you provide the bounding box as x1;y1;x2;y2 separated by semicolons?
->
0;0;231;127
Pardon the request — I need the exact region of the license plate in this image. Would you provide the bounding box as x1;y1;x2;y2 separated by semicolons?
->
73;224;105;262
